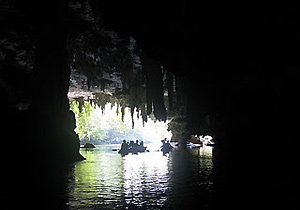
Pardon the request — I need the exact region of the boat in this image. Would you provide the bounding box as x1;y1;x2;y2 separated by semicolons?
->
186;142;202;148
200;135;215;147
189;135;203;146
118;145;147;156
161;142;173;155
204;140;215;147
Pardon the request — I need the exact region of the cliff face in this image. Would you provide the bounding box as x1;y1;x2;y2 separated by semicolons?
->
1;0;84;164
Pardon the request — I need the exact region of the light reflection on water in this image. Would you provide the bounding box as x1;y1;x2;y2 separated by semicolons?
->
64;144;213;210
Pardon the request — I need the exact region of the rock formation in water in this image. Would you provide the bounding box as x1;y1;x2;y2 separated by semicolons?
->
1;0;85;164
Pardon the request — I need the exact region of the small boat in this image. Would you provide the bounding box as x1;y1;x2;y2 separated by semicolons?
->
186;142;202;148
161;143;173;155
203;139;215;147
118;149;129;156
189;135;203;146
200;135;215;147
204;141;215;147
118;146;147;156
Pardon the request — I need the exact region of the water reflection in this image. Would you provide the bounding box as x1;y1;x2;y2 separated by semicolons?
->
64;144;213;210
123;152;169;208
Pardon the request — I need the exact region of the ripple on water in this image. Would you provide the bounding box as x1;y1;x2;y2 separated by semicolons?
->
64;145;214;209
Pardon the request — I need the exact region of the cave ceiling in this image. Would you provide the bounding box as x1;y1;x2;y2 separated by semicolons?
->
1;0;299;133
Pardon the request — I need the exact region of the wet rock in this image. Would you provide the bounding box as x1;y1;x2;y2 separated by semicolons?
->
83;143;96;148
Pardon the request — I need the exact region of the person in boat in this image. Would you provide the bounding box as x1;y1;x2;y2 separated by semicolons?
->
138;140;146;152
166;140;172;149
119;140;129;155
121;140;129;150
134;139;141;153
161;138;166;148
161;138;173;154
127;140;139;153
129;140;134;149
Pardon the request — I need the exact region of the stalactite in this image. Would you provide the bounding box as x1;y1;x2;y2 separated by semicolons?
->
152;65;166;122
101;105;105;114
89;97;93;107
136;107;140;119
116;103;119;116
121;106;125;122
146;70;153;115
142;51;166;121
166;71;174;112
110;102;114;110
92;101;95;109
75;97;84;113
141;104;147;126
174;75;187;115
96;99;101;108
131;106;135;129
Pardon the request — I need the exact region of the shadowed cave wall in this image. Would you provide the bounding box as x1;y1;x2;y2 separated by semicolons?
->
1;0;84;165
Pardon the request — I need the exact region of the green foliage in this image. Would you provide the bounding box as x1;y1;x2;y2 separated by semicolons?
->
70;100;138;144
70;100;95;140
89;110;106;141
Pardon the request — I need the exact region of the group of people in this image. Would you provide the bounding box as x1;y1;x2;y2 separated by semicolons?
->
161;138;173;154
118;138;174;156
119;139;147;155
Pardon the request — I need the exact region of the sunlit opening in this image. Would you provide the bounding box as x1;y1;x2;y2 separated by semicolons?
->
70;101;172;147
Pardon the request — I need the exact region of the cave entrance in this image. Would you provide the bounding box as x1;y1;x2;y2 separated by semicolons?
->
69;99;172;148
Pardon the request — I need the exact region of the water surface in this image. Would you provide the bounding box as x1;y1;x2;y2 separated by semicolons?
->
64;144;214;210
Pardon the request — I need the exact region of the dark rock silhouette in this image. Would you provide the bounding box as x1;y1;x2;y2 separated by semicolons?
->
82;143;96;148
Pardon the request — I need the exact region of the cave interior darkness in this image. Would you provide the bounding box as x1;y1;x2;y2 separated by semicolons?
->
1;1;299;209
